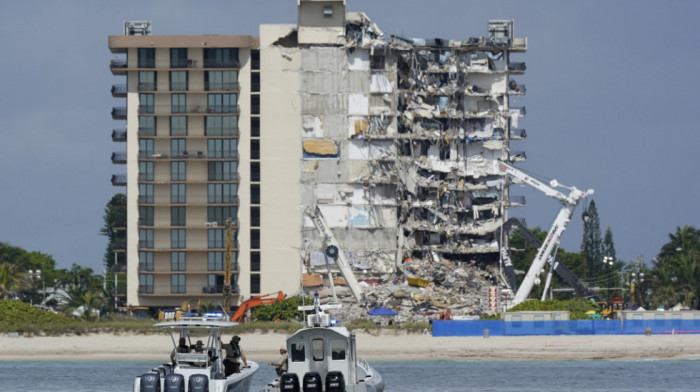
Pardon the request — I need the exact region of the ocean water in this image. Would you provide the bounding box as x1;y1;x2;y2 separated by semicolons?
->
0;360;698;392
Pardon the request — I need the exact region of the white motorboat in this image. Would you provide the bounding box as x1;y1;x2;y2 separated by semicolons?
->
135;313;259;392
263;295;384;392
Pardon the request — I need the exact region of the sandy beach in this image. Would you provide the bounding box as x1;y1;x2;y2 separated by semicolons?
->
2;331;700;362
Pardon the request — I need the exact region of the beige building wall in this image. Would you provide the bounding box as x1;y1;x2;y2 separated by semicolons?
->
258;24;303;296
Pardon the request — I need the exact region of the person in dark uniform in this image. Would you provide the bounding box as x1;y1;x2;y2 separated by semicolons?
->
220;335;249;376
171;337;191;363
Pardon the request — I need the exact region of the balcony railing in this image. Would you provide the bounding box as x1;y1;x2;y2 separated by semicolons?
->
139;105;155;114
111;240;126;251
510;128;527;140
111;174;127;186
111;107;127;119
205;82;240;91
203;59;240;68
138;219;154;226
138;82;156;91
509;62;527;72
138;240;154;249
171;59;198;68
110;59;127;69
205;127;239;137
207;151;239;159
138;286;154;294
138;195;154;204
208;195;240;204
208;173;240;182
170;82;188;91
138;127;156;136
112;129;127;142
111;84;127;96
170;105;240;115
111;152;127;164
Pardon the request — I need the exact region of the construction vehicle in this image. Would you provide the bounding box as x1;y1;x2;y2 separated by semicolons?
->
230;291;285;323
502;217;597;300
493;161;594;308
304;206;365;304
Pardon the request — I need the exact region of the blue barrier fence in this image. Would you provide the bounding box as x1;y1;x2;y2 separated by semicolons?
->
432;319;700;337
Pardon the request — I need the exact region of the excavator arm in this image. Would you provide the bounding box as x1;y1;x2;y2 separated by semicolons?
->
230;291;285;323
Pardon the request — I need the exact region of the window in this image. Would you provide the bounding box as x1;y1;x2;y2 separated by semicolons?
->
251;50;260;70
208;183;238;204
312;339;324;361
171;93;186;114
139;139;154;158
171;161;186;181
139;71;156;91
171;139;186;157
208;252;224;271
291;343;305;362
251;229;260;250
207;206;237;226
170;48;188;68
139;116;156;136
370;54;385;70
208;229;225;249
251;162;260;182
205;116;238;136
251;117;260;137
251;95;260;115
251;207;260;227
251;73;260;92
171;206;186;226
205;70;238;91
138;48;155;68
171;184;186;204
139;184;154;204
171;274;186;294
250;274;260;295
170;116;187;136
207;93;237;113
139;93;154;113
203;48;238;68
171;229;186;249
330;341;346;360
170;71;188;91
139;161;154;181
171;252;186;271
208;161;238;181
139;206;154;226
251;140;260;160
251;252;260;272
139;229;154;249
139;274;154;293
207;139;237;158
251;184;260;204
139;252;153;271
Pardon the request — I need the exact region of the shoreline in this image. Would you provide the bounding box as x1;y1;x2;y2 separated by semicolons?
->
2;332;700;362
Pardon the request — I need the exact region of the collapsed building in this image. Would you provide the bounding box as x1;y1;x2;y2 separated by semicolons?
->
280;1;528;318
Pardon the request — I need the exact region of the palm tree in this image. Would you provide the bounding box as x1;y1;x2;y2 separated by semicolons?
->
653;226;700;309
0;263;21;299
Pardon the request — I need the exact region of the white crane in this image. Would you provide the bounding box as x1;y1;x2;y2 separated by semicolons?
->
493;161;594;308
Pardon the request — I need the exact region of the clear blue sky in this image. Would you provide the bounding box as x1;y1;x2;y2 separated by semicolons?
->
1;0;698;272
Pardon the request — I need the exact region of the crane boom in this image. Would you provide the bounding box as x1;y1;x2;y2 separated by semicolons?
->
305;206;365;304
493;161;594;308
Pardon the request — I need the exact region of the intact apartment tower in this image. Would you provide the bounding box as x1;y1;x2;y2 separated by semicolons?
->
109;0;526;309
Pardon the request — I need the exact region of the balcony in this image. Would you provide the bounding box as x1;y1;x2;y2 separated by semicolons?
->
111;174;127;186
111;152;126;164
111;240;126;252
111;107;127;120
110;59;127;74
508;62;527;74
510;128;527;140
109;263;127;274
203;59;240;68
138;82;156;91
111;219;126;230
138;105;155;114
111;84;127;97
112;129;127;142
509;150;527;162
205;127;239;137
171;59;198;68
208;173;241;182
205;82;240;92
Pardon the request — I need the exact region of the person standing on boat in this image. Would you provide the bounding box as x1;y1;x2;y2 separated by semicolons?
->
220;335;249;376
170;337;191;363
267;347;288;378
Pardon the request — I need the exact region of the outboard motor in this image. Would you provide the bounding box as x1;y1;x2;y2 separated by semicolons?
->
164;374;184;392
325;371;345;392
188;374;209;392
140;373;161;392
302;372;323;392
280;373;300;392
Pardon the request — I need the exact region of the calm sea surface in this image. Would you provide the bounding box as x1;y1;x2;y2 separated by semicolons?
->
0;360;698;391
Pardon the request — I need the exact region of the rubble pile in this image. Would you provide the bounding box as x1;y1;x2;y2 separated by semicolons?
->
313;258;500;324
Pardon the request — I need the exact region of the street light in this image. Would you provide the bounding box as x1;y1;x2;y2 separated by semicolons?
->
603;256;614;300
27;269;43;305
631;271;645;306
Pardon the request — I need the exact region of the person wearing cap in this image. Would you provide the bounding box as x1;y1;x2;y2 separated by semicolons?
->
193;340;205;353
220;335;249;376
267;347;288;378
